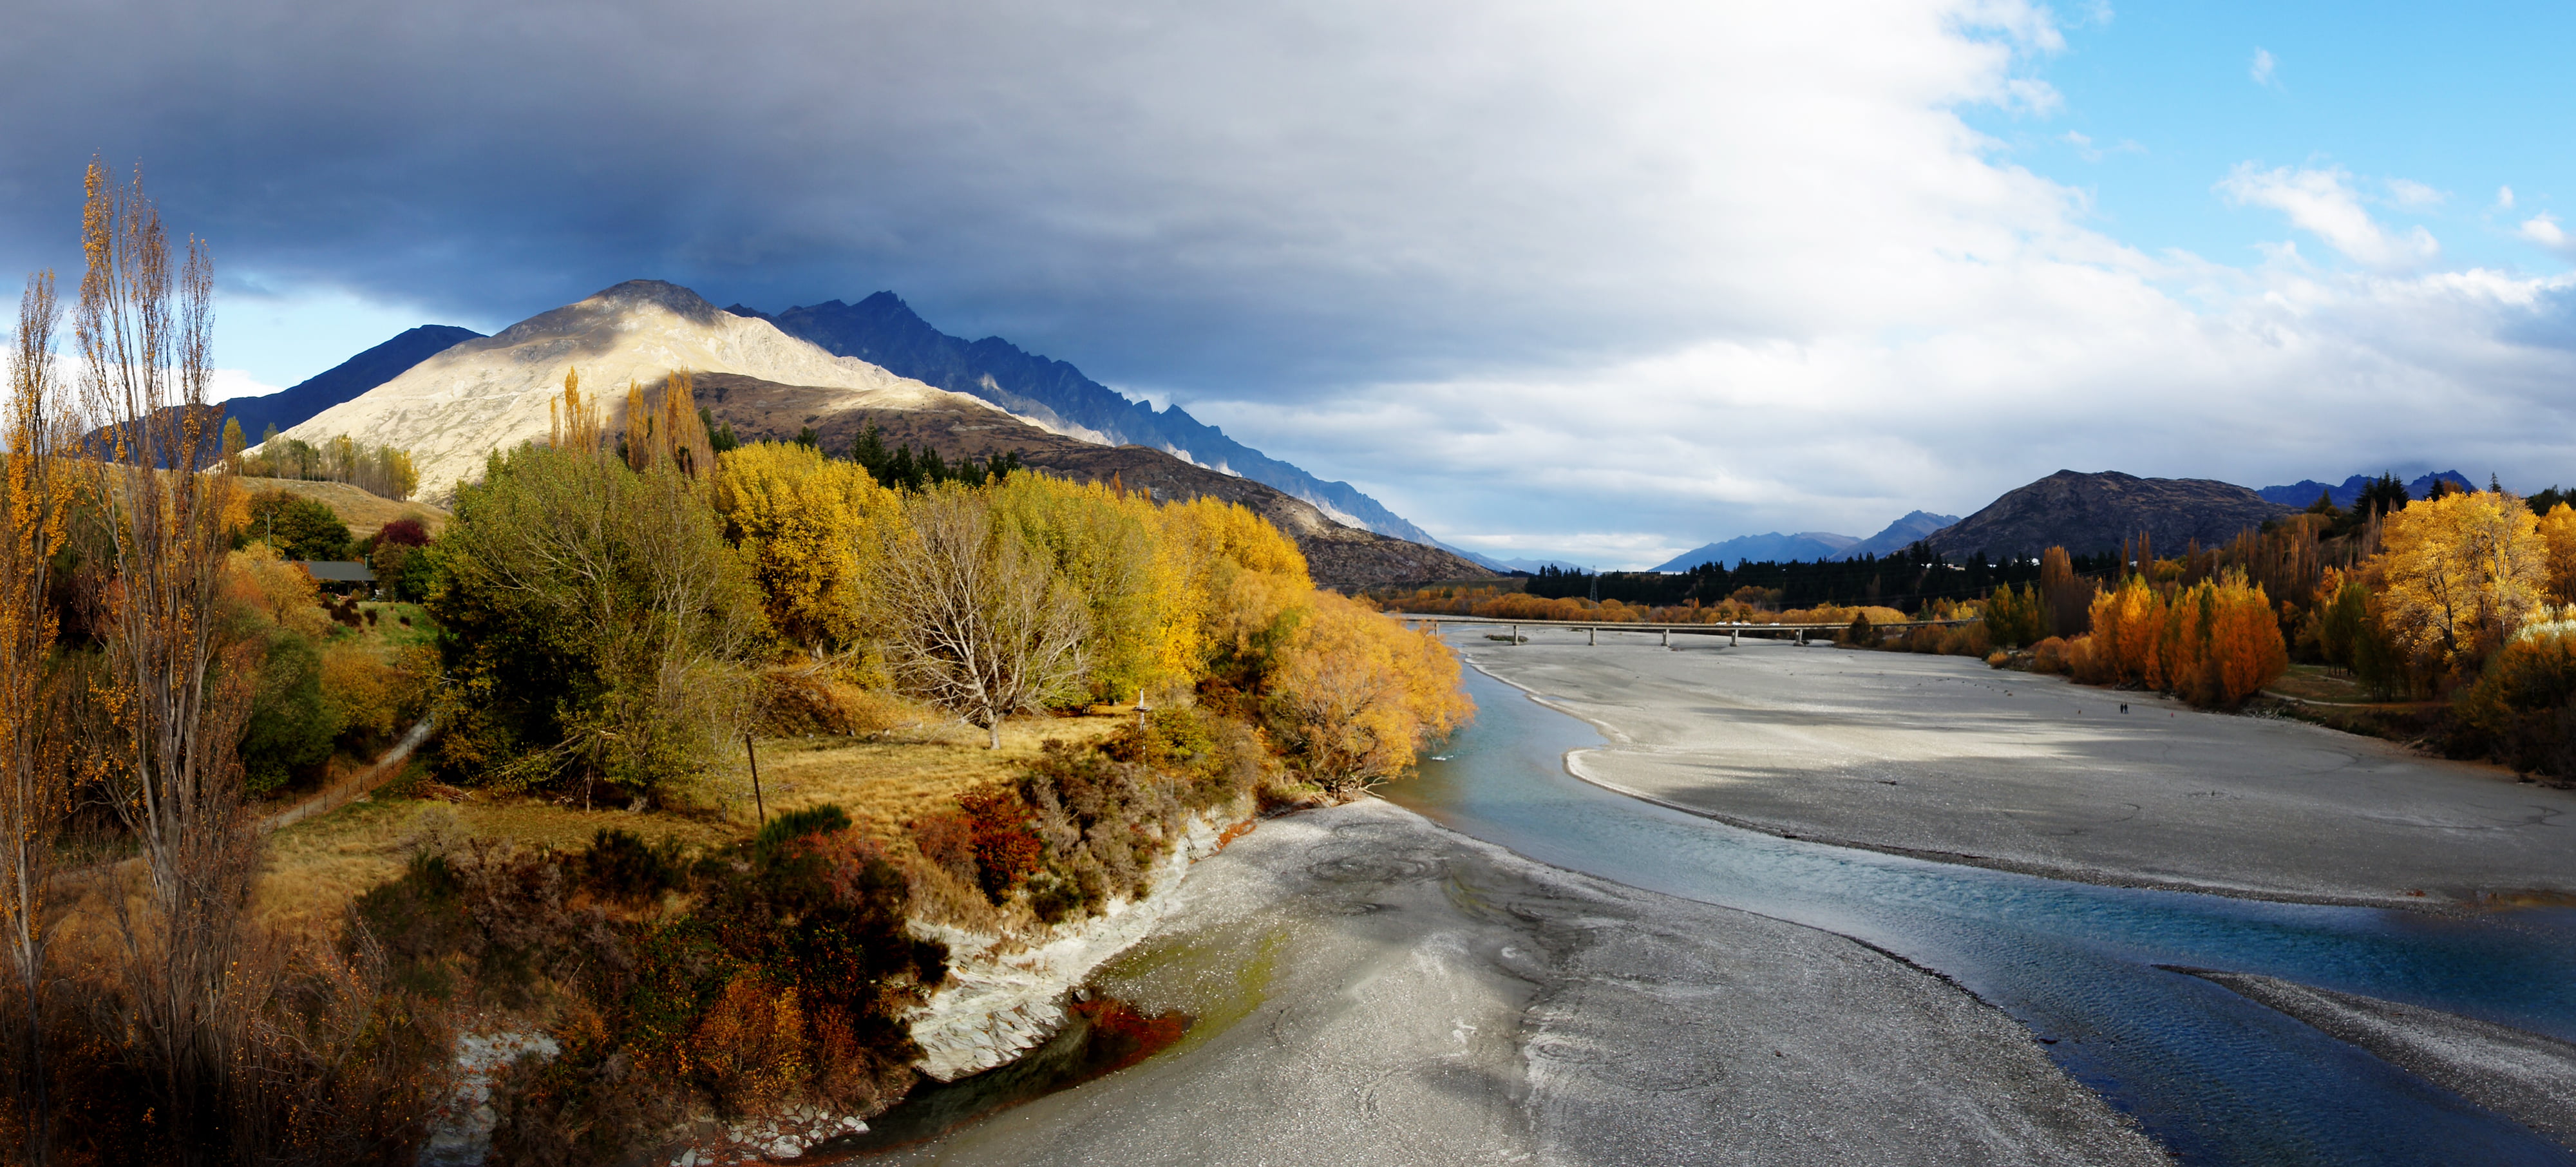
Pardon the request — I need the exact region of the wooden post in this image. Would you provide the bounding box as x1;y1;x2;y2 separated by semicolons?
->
744;734;767;828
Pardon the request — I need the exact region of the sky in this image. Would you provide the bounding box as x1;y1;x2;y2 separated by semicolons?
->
2;0;2571;569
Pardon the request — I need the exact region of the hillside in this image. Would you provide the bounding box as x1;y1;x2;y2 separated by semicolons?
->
726;293;1445;544
694;372;1493;587
236;477;450;540
1926;470;2289;560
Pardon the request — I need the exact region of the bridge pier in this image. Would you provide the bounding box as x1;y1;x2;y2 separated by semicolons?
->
1662;627;1671;648
1587;626;1596;646
1729;624;1739;647
1511;624;1519;645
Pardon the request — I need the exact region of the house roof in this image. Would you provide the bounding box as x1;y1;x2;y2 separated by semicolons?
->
295;560;376;583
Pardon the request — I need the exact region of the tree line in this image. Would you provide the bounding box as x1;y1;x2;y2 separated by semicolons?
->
1524;544;2123;611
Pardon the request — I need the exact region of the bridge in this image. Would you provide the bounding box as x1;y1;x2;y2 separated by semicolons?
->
1387;612;1980;647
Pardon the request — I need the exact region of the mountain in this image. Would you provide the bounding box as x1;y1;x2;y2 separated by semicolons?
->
276;281;981;496
690;372;1492;586
1653;531;1861;572
278;280;1490;587
223;325;482;441
1839;510;1960;559
1925;470;2289;560
2255;470;2476;509
726;293;1443;545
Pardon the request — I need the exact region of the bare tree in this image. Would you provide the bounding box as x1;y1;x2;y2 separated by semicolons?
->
0;270;70;1165
71;160;257;1163
878;488;1088;748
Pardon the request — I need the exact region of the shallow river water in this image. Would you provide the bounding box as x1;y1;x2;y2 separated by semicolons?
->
1380;659;2576;1166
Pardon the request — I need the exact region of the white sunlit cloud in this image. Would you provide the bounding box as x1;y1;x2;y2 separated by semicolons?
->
2498;185;2518;211
2216;164;2441;271
2249;48;2277;86
2524;214;2574;257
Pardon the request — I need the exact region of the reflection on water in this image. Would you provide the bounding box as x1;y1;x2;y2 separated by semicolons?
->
1382;660;2576;1166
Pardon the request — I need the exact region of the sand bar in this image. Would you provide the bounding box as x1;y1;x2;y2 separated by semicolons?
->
1452;631;2576;909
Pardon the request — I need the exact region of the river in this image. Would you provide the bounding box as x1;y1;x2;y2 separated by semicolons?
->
1379;659;2576;1166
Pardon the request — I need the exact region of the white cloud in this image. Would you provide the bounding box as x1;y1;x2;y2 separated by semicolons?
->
210;369;291;403
2250;48;2277;86
2385;179;2445;210
2217;165;2441;270
2524;214;2573;256
2499;185;2518;211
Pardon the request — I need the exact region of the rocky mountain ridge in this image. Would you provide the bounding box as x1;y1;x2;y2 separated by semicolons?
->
724;293;1446;547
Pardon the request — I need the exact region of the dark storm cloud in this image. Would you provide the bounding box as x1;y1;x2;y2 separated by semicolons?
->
0;0;1728;396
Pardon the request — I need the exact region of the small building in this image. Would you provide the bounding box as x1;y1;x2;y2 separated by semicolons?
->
294;560;377;596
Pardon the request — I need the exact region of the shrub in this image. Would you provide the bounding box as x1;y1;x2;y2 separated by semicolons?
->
956;788;1044;900
2029;636;2072;675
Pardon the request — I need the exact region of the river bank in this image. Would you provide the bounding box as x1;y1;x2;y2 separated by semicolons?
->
866;798;2166;1166
1450;630;2576;909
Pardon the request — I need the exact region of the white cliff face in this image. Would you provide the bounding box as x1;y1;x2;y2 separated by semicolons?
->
275;280;1010;495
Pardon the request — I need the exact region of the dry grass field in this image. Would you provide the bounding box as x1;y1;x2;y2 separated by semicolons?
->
238;702;1133;940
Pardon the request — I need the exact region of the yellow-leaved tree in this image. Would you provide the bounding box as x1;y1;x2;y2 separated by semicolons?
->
1154;495;1312;696
1263;591;1474;795
987;473;1173;703
713;441;901;656
2371;489;2546;672
2535;502;2576;604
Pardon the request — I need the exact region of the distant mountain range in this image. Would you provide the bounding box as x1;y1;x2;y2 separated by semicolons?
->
1651;510;1959;571
724;293;1443;547
2254;471;2475;509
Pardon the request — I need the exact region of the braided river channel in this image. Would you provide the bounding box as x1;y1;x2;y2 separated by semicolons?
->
1380;658;2576;1166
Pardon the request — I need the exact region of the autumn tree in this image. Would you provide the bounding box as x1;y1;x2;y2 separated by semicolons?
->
876;486;1089;748
434;396;770;799
2038;546;2092;638
987;474;1167;703
70;160;258;1162
1263;591;1473;795
2369;489;2546;674
0;269;70;1166
2536;502;2576;604
1980;582;2047;649
712;441;902;654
